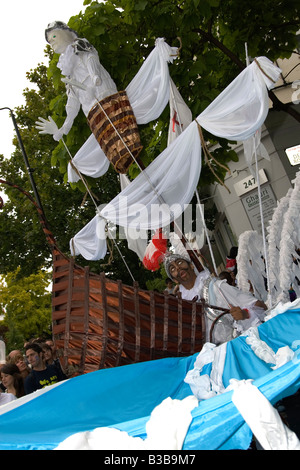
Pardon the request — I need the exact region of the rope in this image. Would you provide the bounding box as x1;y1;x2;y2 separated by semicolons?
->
63;139;100;213
196;122;231;193
254;58;276;84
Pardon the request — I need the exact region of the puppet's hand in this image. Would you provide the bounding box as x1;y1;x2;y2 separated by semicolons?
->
36;116;58;136
36;116;63;142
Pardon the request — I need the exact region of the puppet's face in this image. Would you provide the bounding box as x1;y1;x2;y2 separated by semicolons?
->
47;29;75;54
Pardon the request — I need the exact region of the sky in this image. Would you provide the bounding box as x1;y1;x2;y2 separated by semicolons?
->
0;0;87;160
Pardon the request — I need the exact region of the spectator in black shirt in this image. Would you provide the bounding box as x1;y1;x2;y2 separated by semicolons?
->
24;343;66;395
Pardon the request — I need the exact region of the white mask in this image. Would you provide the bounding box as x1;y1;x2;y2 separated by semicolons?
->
47;29;75;54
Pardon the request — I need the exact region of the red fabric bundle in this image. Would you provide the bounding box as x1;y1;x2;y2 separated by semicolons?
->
143;229;168;271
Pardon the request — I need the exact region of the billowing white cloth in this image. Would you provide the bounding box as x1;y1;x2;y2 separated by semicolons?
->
71;121;202;259
197;57;280;171
67;134;110;182
242;127;270;172
55;395;198;450
232;380;300;450
197;57;280;141
119;174;148;261
70;215;107;261
126;38;178;124
70;57;281;260
116;79;192;261
68;38;178;182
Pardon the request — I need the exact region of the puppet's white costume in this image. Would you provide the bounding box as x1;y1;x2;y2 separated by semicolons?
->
36;21;178;180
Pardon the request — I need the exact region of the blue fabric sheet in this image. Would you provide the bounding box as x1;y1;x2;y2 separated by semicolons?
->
0;309;299;450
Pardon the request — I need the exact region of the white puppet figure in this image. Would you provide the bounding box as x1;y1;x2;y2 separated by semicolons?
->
36;21;144;174
36;22;179;176
37;21;118;142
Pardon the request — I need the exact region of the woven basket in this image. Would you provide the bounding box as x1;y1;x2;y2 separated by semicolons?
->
87;90;143;173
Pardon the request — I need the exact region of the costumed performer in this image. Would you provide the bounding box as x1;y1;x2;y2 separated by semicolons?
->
164;253;267;344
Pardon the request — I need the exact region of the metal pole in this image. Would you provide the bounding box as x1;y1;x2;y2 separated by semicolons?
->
1;107;45;214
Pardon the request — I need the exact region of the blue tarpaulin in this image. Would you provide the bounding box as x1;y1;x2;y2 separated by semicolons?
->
0;308;299;450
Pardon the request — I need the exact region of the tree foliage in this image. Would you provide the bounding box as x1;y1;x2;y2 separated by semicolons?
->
0;0;299;285
0;268;52;351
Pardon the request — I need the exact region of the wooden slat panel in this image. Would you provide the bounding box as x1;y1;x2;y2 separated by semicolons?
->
99;273;108;369
134;281;140;363
52;255;206;375
79;266;90;374
115;280;125;367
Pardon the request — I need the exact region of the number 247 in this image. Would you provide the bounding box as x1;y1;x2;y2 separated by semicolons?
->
243;177;256;189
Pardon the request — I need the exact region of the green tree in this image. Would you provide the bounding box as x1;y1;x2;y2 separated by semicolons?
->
0;267;52;351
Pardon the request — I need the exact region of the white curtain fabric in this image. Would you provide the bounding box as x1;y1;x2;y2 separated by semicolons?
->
70;56;281;261
197;57;280;141
68;38;178;183
126;38;178;124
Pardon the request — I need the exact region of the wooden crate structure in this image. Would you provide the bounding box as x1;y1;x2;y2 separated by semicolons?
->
52;248;206;375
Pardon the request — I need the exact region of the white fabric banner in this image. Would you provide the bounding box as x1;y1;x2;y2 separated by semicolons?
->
197;57;280;141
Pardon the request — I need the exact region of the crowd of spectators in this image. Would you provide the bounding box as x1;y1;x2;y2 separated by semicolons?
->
0;338;67;406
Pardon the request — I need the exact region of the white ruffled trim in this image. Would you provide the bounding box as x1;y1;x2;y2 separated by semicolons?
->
236;231;267;302
277;171;300;302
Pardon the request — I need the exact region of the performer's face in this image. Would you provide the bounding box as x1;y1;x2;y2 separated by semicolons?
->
169;259;196;288
47;29;74;53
